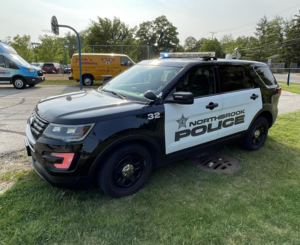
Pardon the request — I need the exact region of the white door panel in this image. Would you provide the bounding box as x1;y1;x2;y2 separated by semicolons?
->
164;95;222;154
219;88;262;138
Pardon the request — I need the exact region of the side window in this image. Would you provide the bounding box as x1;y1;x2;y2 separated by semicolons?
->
121;57;131;66
0;55;4;68
3;56;19;69
219;66;253;92
175;66;215;97
254;66;277;86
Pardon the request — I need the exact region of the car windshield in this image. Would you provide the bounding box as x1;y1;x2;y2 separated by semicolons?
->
7;54;30;66
100;65;181;100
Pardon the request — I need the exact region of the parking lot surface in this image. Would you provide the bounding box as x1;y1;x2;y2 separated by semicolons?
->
0;85;300;156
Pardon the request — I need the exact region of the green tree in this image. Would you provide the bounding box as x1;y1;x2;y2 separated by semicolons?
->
282;10;300;66
220;34;236;54
9;35;32;62
184;36;197;51
35;35;63;63
85;17;136;51
199;38;223;57
136;15;180;51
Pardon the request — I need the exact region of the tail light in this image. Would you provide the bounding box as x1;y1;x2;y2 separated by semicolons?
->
71;68;73;73
51;153;74;169
277;87;282;95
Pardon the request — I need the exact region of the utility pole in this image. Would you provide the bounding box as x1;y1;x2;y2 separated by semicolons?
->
209;32;217;40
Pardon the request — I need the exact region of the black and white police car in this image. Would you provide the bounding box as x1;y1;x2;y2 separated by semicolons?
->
25;52;281;197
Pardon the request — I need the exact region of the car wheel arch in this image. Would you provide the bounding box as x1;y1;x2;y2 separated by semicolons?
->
249;109;273;130
11;75;25;84
89;135;162;179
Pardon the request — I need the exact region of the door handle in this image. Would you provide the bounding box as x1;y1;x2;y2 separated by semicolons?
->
250;94;259;100
206;102;219;110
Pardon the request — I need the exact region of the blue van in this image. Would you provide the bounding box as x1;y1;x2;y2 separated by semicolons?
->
0;41;45;89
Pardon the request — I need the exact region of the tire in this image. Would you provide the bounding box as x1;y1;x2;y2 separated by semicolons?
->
83;75;94;86
242;117;269;151
96;144;152;198
13;77;26;89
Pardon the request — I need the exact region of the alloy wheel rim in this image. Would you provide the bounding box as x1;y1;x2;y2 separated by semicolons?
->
84;78;92;85
113;155;144;188
252;123;265;145
15;79;24;88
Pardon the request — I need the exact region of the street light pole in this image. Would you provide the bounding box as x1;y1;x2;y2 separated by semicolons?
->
58;25;83;90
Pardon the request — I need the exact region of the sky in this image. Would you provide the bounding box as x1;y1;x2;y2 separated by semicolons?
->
1;0;300;45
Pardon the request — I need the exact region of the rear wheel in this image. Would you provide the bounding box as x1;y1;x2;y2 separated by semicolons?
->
96;144;152;198
82;75;94;86
13;77;26;89
242;117;269;151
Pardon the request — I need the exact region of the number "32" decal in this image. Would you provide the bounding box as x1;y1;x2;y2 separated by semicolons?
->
148;112;160;120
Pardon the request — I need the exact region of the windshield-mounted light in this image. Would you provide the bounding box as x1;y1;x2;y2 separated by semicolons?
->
43;123;95;142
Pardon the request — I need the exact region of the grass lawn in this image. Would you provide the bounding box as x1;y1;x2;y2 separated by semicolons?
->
278;81;300;95
1;111;300;245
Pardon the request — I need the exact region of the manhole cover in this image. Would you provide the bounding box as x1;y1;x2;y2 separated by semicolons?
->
191;153;240;174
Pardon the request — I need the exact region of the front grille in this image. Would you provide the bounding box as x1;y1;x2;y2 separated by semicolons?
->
30;111;49;140
37;70;44;77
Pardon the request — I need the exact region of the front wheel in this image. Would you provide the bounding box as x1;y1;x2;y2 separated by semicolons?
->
13;77;26;89
96;144;152;198
242;117;269;151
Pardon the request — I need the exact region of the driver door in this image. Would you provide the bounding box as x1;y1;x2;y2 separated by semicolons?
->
164;65;223;154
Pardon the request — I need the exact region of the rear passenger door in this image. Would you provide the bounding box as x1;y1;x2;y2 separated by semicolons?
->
217;65;262;138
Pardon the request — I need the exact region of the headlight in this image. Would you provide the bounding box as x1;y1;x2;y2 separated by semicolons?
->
25;68;36;73
43;123;95;142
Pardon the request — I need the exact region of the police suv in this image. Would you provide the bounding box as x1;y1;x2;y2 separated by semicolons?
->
25;53;281;198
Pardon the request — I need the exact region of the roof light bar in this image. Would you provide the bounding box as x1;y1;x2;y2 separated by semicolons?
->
159;52;216;58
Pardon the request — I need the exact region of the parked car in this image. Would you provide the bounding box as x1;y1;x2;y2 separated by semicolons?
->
31;62;43;68
42;62;62;74
0;41;45;89
62;64;71;74
69;53;134;86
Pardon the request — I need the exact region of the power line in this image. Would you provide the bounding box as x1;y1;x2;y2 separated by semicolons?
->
215;3;300;34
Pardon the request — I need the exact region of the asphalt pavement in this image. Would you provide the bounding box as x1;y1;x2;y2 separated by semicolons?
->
0;85;300;156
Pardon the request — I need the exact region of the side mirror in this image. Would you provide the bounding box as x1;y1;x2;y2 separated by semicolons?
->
165;92;194;104
144;90;157;101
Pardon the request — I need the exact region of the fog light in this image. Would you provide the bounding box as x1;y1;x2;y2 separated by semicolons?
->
51;153;74;169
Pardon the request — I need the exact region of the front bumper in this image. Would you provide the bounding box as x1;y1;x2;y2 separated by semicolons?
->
24;76;45;85
25;123;94;189
29;156;92;189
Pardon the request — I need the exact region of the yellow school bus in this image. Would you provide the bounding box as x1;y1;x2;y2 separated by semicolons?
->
69;53;135;86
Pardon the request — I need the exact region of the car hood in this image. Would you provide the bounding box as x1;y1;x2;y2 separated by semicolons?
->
36;90;146;124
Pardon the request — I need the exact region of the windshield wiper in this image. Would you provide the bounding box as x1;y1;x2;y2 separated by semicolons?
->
103;89;126;100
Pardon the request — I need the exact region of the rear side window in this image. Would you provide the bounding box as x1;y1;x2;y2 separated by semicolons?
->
219;66;253;92
43;64;54;68
254;66;277;85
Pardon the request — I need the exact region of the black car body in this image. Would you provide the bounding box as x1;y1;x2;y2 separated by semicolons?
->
25;56;281;197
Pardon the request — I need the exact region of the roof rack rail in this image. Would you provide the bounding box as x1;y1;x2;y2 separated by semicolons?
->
202;56;217;61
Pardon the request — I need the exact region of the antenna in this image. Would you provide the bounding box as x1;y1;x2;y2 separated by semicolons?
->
116;33;122;41
158;32;164;43
121;35;126;43
165;38;170;51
